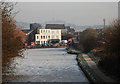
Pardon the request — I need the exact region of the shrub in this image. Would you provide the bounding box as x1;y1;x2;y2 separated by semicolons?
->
104;20;120;55
79;28;98;52
98;19;120;78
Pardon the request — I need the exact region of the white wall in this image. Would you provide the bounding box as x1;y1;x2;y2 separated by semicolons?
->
35;29;61;45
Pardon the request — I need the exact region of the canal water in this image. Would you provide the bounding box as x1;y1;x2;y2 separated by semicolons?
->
8;48;89;82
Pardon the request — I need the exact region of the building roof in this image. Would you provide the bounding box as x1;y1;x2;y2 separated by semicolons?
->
45;24;65;29
21;29;33;34
65;26;70;29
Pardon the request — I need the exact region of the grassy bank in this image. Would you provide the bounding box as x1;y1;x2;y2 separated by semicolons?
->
87;53;100;65
76;54;103;83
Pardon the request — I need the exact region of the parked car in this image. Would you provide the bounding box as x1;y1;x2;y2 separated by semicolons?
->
41;44;46;47
64;44;67;46
50;44;53;47
53;43;59;47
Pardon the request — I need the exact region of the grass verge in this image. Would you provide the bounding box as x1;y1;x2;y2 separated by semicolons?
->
76;54;103;83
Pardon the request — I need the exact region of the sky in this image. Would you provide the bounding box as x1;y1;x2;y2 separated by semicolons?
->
13;2;118;26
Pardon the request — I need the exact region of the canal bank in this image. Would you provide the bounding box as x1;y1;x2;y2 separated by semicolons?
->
66;48;115;83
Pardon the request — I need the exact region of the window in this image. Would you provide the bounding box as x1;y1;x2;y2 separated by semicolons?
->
46;30;47;33
46;36;47;39
48;36;50;39
37;36;39;39
43;36;45;39
56;31;59;33
41;36;42;39
52;31;54;33
41;30;42;33
43;30;45;33
52;36;54;39
48;30;50;33
56;36;59;39
37;41;40;44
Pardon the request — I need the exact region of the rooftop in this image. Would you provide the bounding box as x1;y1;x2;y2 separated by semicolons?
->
45;24;65;29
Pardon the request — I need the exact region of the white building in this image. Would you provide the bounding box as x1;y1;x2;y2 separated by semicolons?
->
35;29;61;45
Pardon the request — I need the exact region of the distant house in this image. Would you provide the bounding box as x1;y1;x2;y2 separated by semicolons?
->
74;32;80;40
65;26;70;30
21;29;33;35
27;28;40;45
67;28;75;35
21;23;42;35
21;23;42;45
45;24;67;33
30;23;42;30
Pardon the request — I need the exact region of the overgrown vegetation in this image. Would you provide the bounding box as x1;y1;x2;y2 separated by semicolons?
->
98;20;120;80
77;20;120;80
76;54;103;82
1;2;22;73
78;28;98;53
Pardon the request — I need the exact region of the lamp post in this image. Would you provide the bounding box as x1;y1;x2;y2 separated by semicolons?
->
103;18;105;30
103;18;106;41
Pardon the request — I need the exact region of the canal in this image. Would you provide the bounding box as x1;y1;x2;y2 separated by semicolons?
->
8;48;89;82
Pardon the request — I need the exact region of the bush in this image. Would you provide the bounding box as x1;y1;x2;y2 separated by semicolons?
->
98;19;120;79
98;53;120;77
79;28;98;52
104;20;120;55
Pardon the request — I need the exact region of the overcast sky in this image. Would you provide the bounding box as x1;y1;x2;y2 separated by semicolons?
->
13;2;118;26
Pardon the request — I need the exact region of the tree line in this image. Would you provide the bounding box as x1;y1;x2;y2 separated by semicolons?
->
77;19;120;79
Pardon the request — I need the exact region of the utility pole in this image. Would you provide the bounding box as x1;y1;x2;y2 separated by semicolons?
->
103;18;106;41
103;18;105;30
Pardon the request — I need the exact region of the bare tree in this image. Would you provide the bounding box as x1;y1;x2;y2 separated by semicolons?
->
1;2;22;73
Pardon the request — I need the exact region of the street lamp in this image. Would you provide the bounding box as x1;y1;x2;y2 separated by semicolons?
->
103;18;106;41
103;18;105;30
